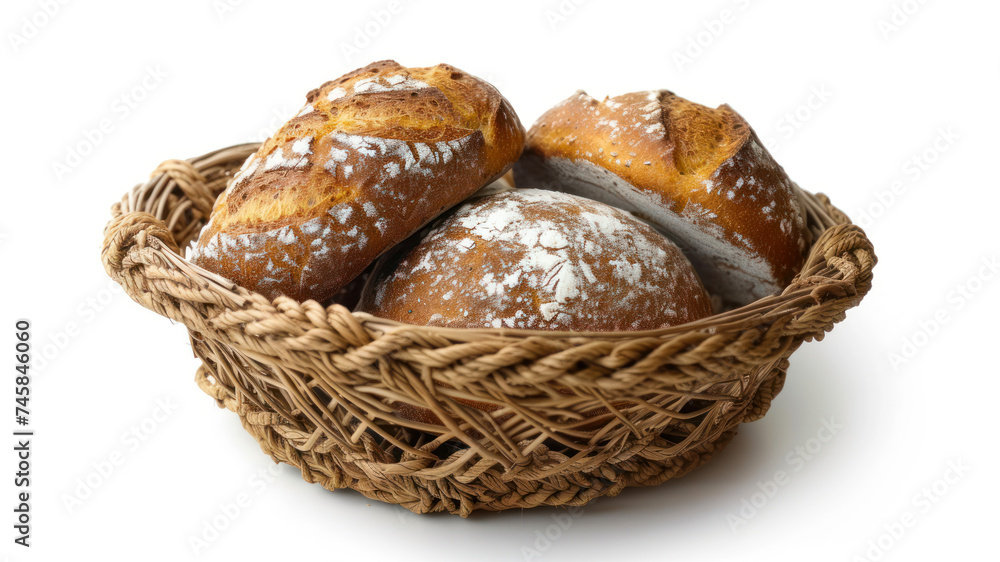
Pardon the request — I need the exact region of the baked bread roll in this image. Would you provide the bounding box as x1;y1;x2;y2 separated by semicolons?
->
514;90;809;306
356;189;713;332
321;263;373;310
187;60;525;302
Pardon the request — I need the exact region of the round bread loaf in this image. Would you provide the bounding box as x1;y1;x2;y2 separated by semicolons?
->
514;90;810;306
187;60;525;302
356;189;713;332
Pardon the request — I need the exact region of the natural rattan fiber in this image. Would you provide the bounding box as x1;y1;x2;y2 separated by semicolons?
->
101;143;876;516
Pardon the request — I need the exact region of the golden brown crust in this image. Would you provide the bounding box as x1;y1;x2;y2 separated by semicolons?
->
320;263;374;310
356;189;713;332
188;60;525;302
514;90;808;305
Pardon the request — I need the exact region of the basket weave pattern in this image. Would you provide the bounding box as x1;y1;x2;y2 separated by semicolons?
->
102;144;875;516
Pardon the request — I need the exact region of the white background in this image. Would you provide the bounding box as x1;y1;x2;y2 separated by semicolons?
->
2;0;997;560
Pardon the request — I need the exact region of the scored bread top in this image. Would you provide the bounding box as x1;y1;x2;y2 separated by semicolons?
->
188;60;525;302
357;189;713;332
516;90;809;305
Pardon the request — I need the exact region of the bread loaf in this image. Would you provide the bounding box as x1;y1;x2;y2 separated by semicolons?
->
356;189;713;332
187;60;525;302
514;90;809;306
321;263;373;310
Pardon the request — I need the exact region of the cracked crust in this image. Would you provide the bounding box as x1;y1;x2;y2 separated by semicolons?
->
514;90;808;305
188;60;525;302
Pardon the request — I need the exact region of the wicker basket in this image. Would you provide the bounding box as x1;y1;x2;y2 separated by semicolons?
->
101;143;876;516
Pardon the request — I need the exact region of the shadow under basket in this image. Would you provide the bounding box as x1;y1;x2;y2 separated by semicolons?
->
101;143;876;516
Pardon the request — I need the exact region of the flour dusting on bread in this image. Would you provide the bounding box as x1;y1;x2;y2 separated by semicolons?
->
358;189;712;331
188;60;525;302
515;89;808;305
